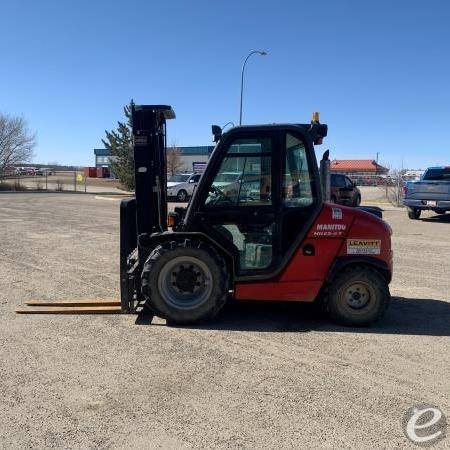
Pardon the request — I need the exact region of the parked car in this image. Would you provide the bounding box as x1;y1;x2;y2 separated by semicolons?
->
25;167;36;176
167;173;202;201
0;166;18;178
36;168;53;176
330;173;361;207
403;166;450;219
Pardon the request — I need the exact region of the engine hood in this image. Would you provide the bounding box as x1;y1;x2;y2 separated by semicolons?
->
307;203;391;240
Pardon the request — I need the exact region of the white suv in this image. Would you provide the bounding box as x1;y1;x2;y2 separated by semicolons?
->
167;173;202;202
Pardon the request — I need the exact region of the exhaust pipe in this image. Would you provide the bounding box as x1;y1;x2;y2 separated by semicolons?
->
320;149;331;202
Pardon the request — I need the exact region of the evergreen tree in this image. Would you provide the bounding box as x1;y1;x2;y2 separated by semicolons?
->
102;101;135;190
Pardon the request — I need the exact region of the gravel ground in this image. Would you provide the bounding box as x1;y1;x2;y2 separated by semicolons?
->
0;193;449;449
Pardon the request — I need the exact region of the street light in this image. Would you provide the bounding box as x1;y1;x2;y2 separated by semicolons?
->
239;50;267;125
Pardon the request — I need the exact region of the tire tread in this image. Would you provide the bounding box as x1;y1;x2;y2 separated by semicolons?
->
142;239;228;323
328;265;390;326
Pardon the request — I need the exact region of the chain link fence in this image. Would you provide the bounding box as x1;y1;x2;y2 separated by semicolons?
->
346;174;406;207
0;170;126;194
1;169;409;205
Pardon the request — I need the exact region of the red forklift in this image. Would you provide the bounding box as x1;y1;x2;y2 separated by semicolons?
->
120;105;392;326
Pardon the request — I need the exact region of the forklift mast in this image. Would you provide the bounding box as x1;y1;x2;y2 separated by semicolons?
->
120;104;175;312
132;104;175;236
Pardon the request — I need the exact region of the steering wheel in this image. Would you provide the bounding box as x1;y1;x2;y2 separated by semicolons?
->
209;185;232;205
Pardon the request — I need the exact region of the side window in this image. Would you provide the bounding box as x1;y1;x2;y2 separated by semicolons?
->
205;137;272;207
192;174;201;183
344;177;353;187
283;133;314;207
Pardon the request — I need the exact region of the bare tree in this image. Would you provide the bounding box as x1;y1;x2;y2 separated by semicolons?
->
0;113;36;173
166;141;184;176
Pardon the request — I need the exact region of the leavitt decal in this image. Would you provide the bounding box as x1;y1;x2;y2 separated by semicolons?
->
347;239;381;255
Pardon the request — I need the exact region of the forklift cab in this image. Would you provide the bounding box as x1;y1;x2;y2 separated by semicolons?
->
182;123;325;281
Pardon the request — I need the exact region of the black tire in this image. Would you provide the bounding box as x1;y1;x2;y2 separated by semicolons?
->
141;239;228;323
354;194;361;207
330;195;337;204
407;207;421;220
176;189;188;202
328;266;390;326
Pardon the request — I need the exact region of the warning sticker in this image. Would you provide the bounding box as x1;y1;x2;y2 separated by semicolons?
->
347;239;381;255
134;135;148;146
332;208;343;220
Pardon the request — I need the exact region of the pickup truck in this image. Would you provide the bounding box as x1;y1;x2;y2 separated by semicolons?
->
403;166;450;219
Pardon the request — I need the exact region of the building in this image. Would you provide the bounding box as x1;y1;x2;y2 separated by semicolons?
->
93;146;213;175
173;146;214;172
94;148;115;168
331;159;389;176
330;159;389;186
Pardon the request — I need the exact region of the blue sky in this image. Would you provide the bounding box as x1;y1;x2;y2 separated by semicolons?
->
1;0;449;169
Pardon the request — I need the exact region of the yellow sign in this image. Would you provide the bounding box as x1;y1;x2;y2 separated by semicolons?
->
76;173;83;182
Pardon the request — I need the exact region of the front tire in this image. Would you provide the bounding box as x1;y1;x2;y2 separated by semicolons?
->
328;266;389;326
176;189;188;202
407;207;421;219
141;240;228;323
354;194;361;207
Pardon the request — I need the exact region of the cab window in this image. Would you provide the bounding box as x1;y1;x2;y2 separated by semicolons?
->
283;134;313;207
205;137;272;207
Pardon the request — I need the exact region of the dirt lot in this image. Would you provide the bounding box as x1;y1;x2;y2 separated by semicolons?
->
1;193;449;449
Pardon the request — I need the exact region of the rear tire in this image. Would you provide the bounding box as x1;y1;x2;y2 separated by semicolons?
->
331;195;337;204
177;189;188;202
407;207;421;220
328;266;389;326
141;240;228;323
354;194;361;207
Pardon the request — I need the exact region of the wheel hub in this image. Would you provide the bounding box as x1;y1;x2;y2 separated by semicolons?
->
345;282;370;309
172;266;200;293
158;256;213;310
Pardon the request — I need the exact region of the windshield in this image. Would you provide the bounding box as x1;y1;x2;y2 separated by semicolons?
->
215;173;240;183
169;174;190;183
422;168;450;181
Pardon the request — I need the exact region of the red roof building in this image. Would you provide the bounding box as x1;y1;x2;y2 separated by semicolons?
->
331;159;388;175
